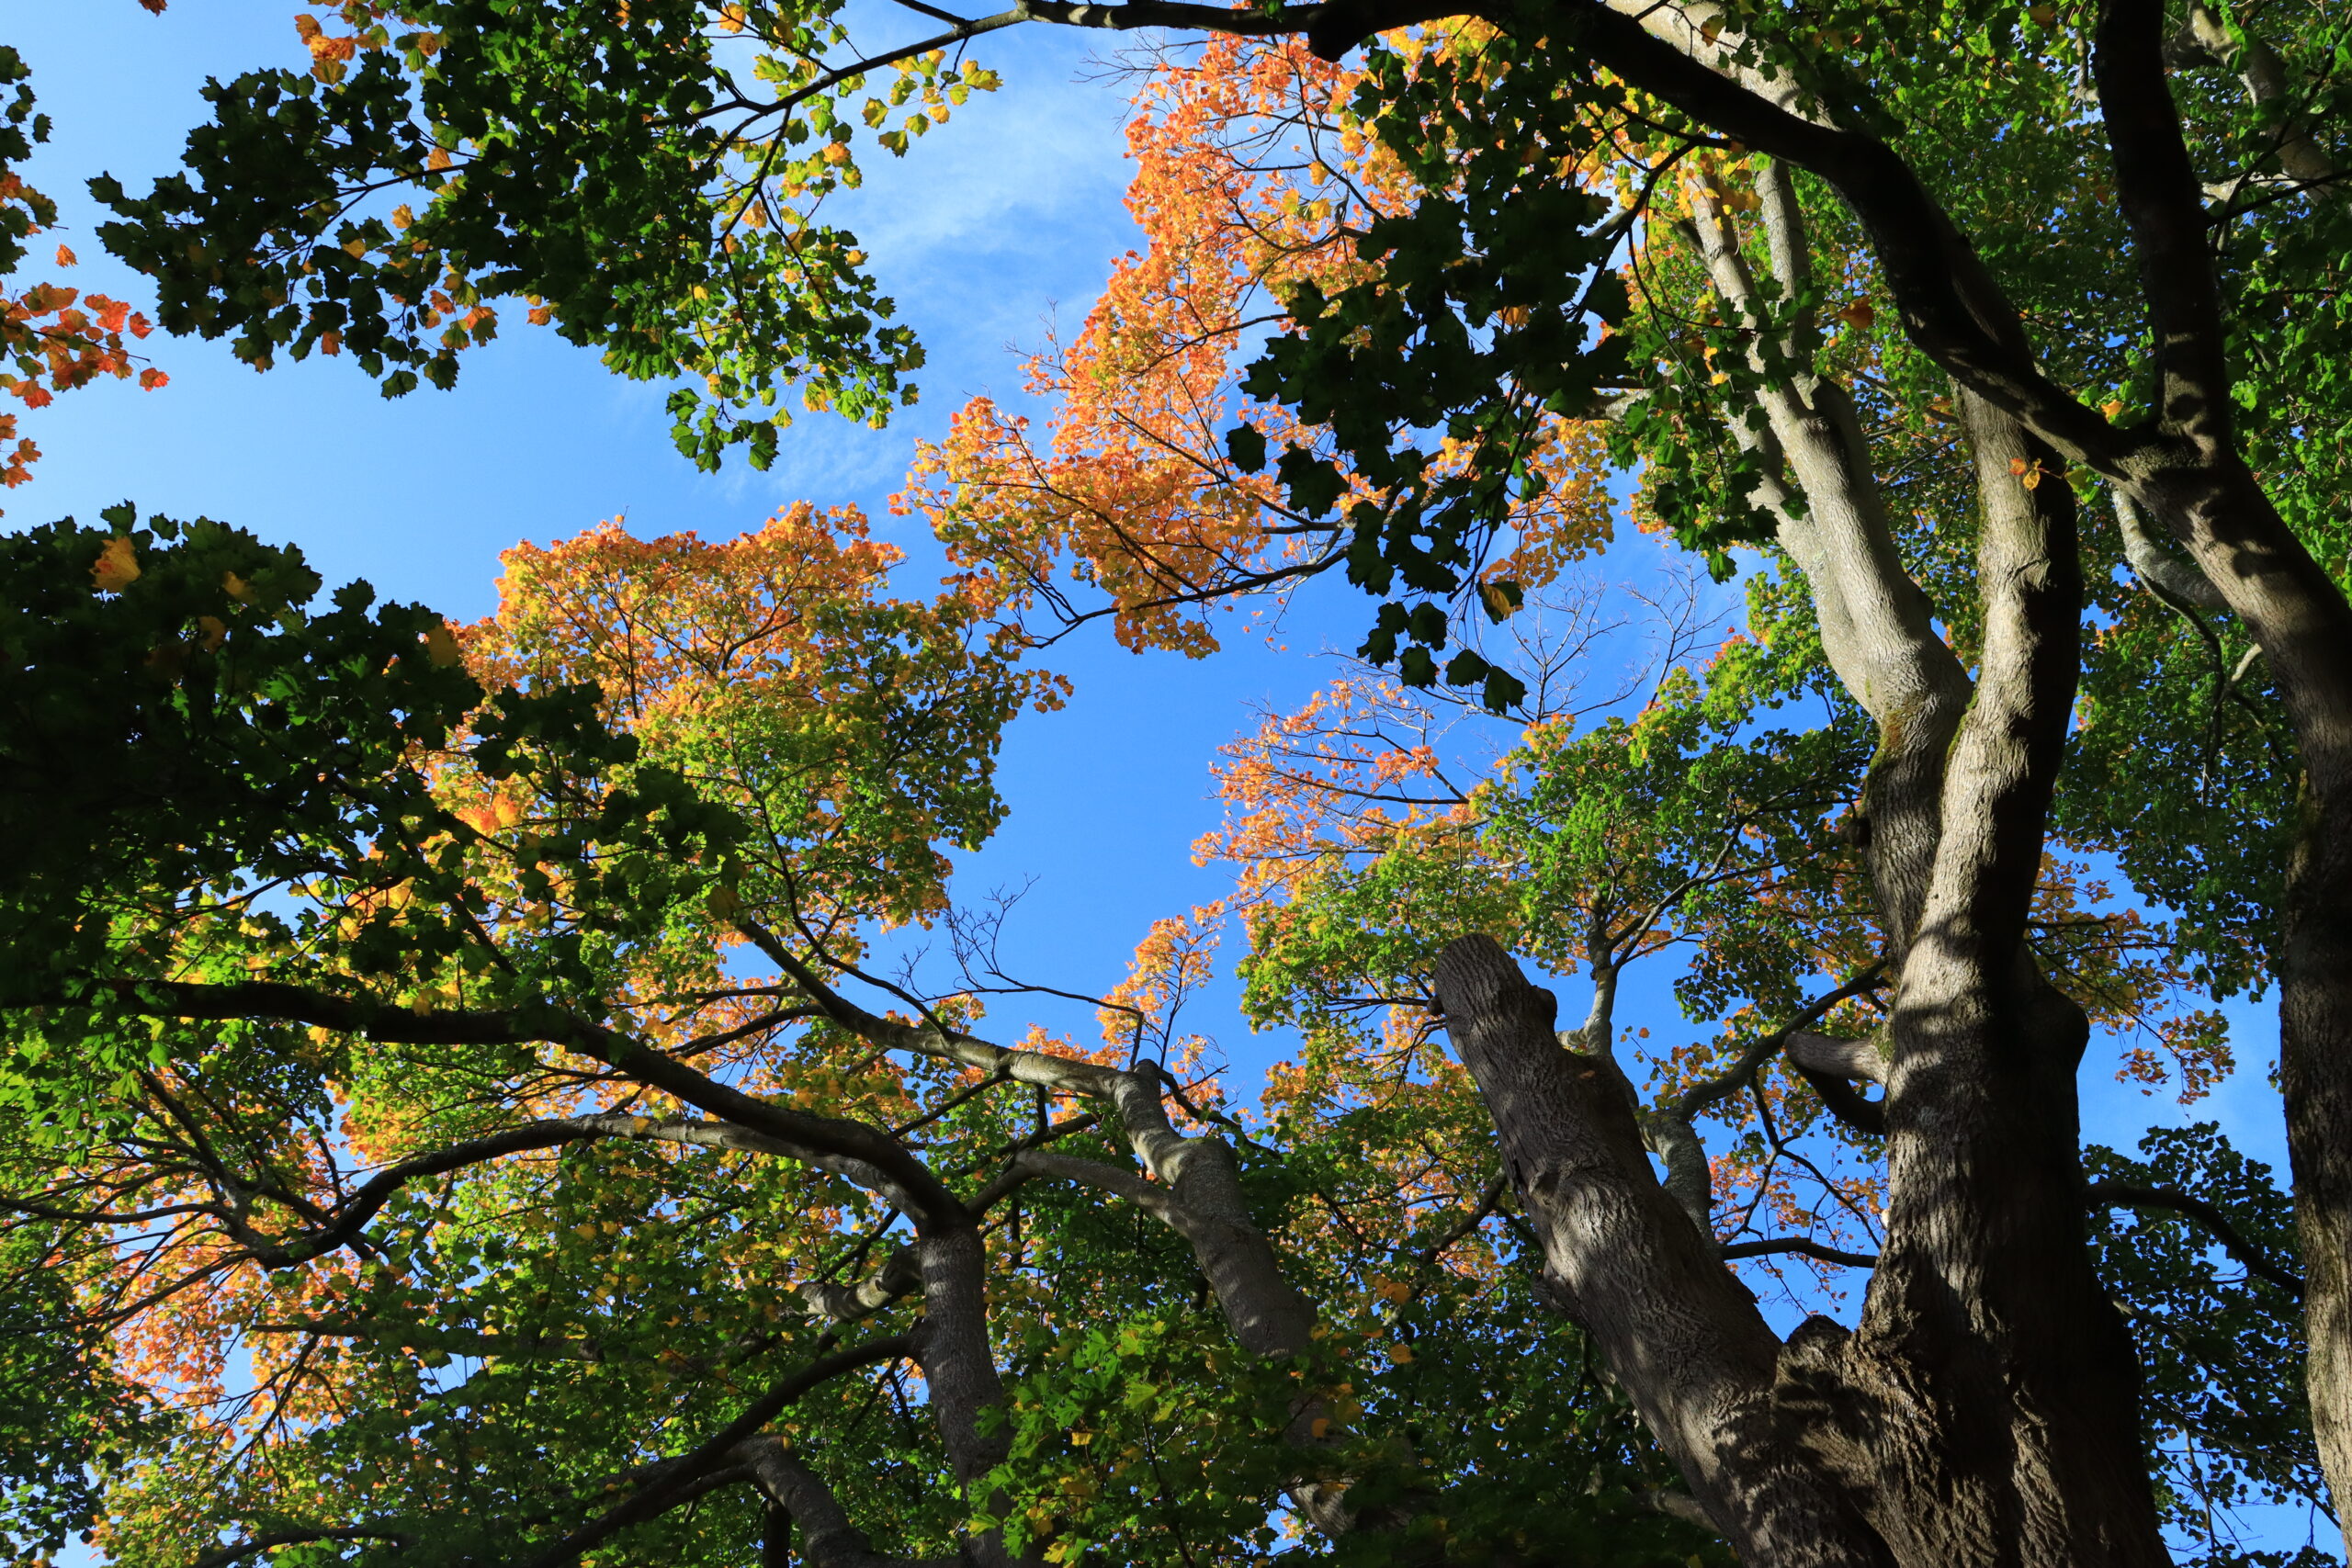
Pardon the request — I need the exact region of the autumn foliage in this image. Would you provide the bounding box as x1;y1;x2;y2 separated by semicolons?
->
0;2;2341;1565
0;41;164;496
899;34;1615;660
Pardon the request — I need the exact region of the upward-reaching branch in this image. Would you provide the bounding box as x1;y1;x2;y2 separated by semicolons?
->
1431;935;1890;1563
2094;0;2236;453
1683;177;1971;946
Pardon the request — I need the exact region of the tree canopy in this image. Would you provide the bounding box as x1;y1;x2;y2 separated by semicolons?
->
1;2;2348;1566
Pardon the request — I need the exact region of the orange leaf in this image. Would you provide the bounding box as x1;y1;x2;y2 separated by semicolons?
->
138;367;169;391
423;623;463;666
53;245;75;267
91;536;141;593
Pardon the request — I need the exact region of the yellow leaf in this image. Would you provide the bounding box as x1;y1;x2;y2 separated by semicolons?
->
2100;399;2125;421
222;570;256;604
197;615;227;651
91;536;141;593
423;623;462;666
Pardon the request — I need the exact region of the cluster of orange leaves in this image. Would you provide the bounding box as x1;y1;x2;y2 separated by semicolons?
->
896;33;1613;658
292;6;428;85
0;237;164;493
1196;678;1468;906
0;0;172;491
78;505;1038;1480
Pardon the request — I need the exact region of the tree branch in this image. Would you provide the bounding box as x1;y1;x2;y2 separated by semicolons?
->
2088;1181;2306;1298
94;978;965;1229
1719;1236;1879;1269
737;1438;959;1568
514;1336;914;1568
2094;0;2236;452
191;1527;413;1568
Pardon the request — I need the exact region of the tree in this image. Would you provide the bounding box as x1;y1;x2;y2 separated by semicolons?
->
4;2;2346;1566
0;16;168;496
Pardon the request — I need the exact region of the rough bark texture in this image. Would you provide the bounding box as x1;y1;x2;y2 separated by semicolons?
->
1435;939;1892;1564
1770;400;2166;1567
1685;172;1973;950
1428;391;2173;1567
932;0;2352;1537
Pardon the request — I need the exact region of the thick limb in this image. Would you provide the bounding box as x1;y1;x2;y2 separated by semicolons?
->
1434;937;1892;1565
1683;176;1972;947
1779;395;2166;1566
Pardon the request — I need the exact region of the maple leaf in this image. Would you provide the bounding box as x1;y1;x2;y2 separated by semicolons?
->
421;624;462;666
89;536;140;593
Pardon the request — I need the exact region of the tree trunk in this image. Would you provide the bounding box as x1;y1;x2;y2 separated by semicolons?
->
1433;398;2171;1568
1435;936;1894;1566
2138;456;2352;1541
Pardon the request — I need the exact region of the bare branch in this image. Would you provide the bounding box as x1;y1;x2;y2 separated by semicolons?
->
1719;1236;1878;1269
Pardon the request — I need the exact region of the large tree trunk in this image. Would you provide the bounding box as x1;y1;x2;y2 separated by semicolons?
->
1437;936;1892;1565
1433;398;2170;1568
2133;456;2352;1538
1769;400;2166;1567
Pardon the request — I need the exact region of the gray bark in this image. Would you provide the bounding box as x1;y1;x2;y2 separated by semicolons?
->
1770;396;2167;1566
1686;173;1973;951
1434;936;1893;1564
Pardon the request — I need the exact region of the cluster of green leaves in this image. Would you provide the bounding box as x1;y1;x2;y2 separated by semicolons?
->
0;46;53;278
0;1230;158;1564
0;507;473;1010
1232;34;1634;711
90;0;1002;468
1238;580;1867;1043
0;509;741;1079
976;1114;1727;1567
2086;1124;2330;1568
